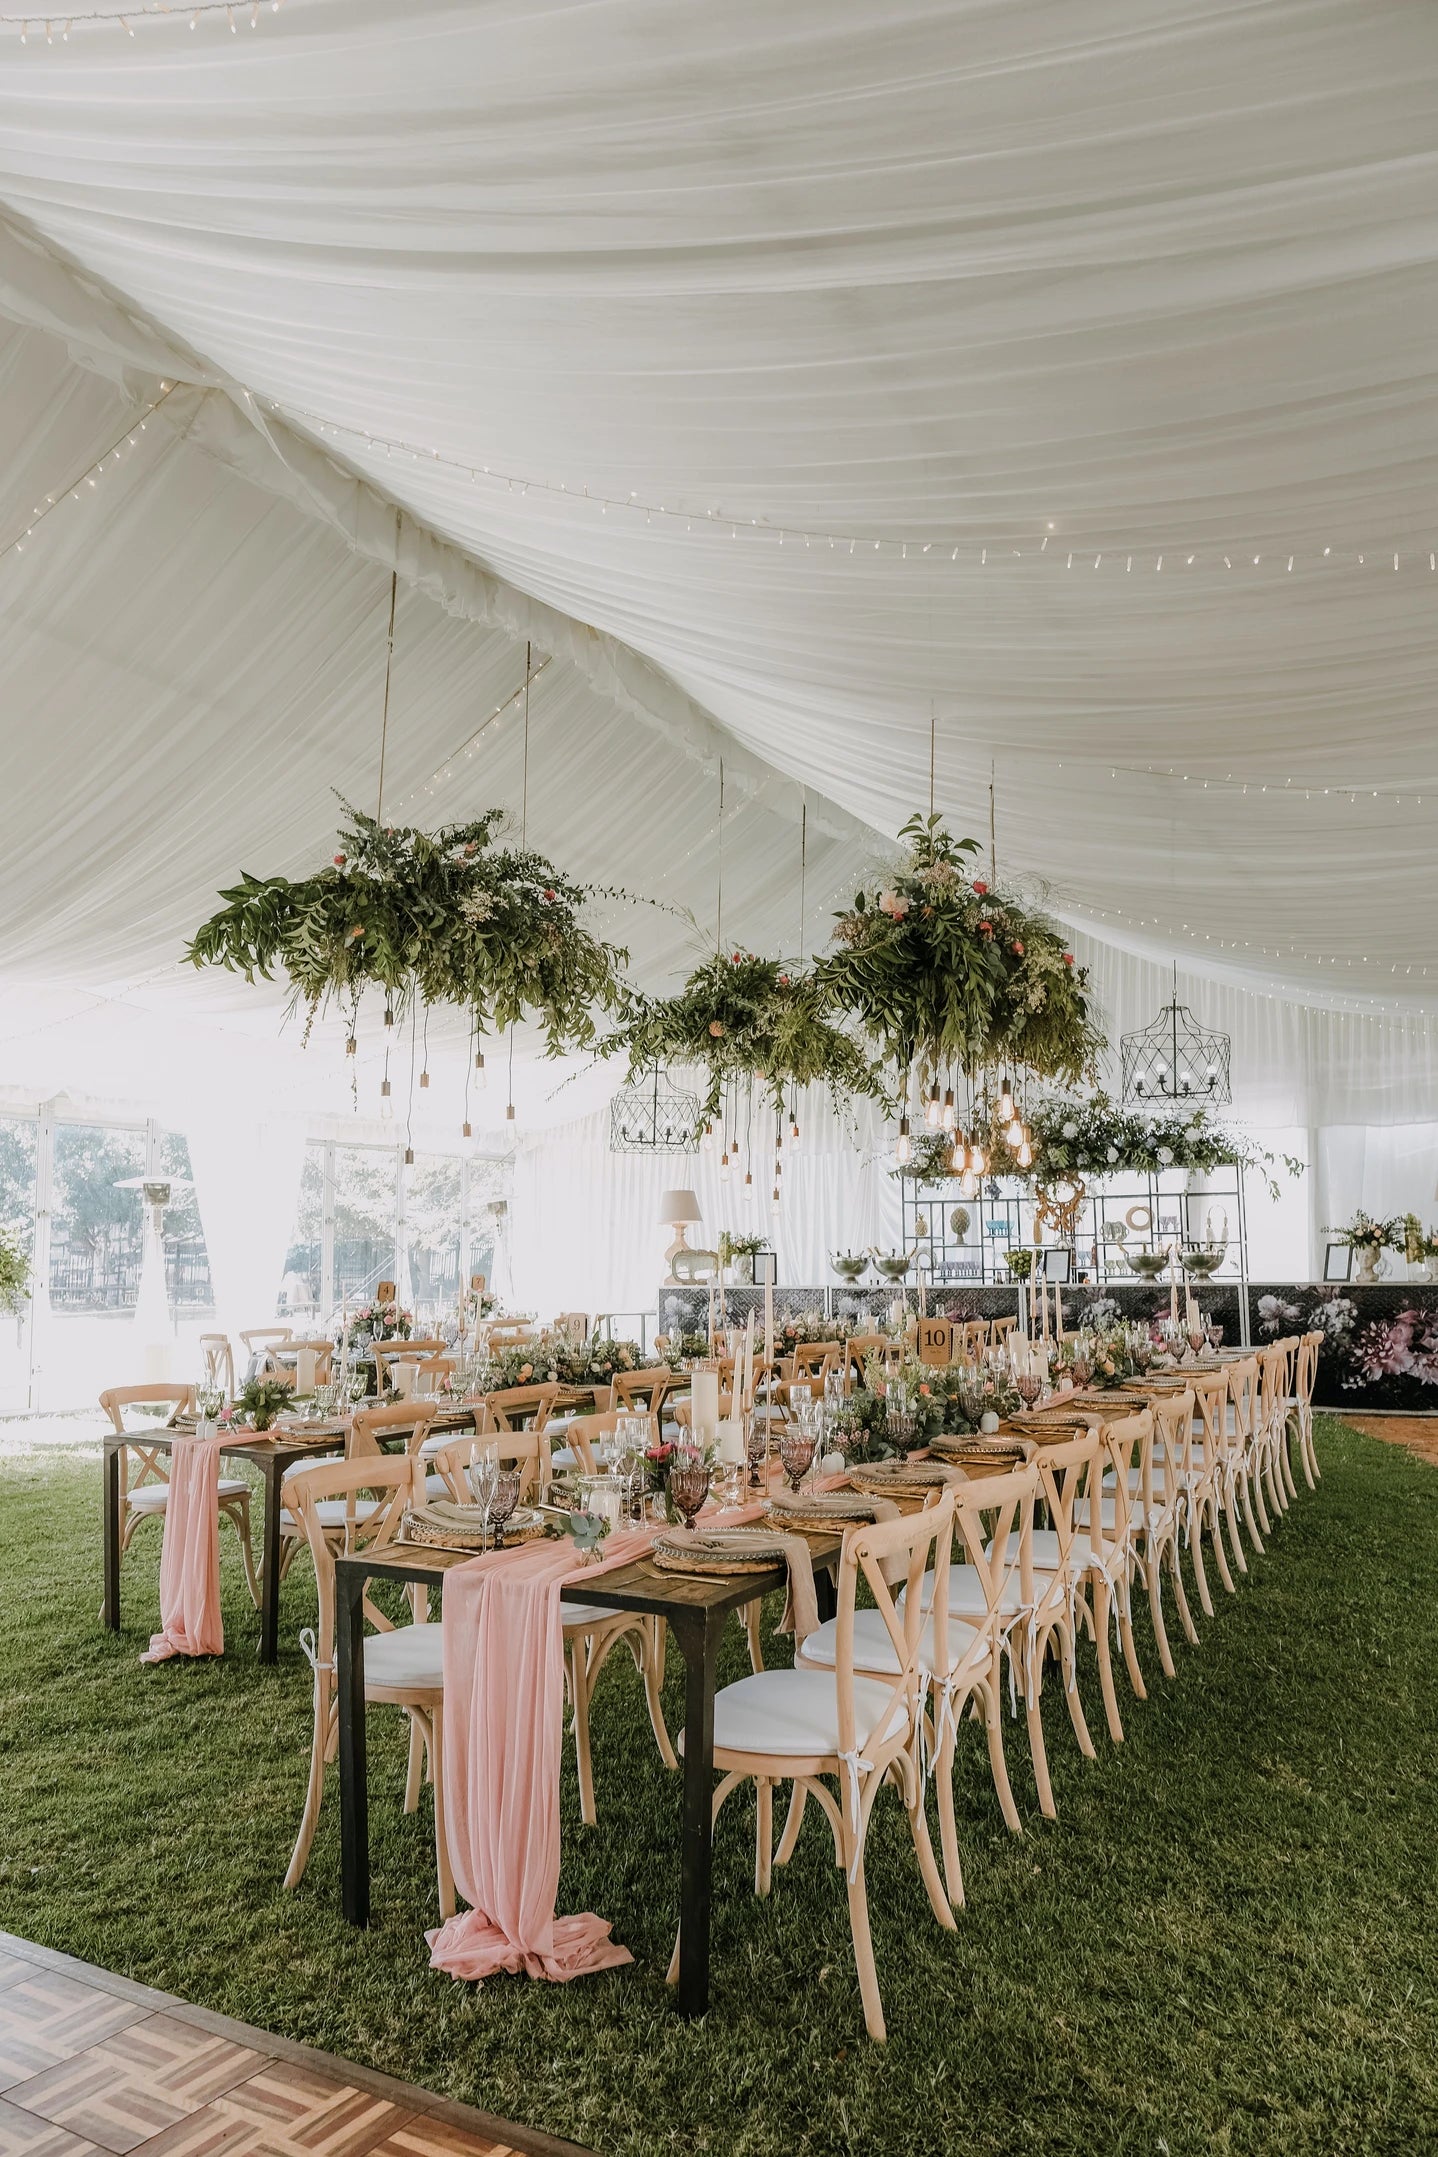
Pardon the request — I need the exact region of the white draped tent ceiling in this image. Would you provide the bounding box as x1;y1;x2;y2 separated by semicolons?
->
0;0;1436;1153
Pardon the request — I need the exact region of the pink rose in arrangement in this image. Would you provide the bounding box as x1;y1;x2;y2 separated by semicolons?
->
877;891;909;920
972;880;989;896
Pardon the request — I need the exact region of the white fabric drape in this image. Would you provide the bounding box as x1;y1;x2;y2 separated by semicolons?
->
508;1090;901;1323
186;1117;307;1343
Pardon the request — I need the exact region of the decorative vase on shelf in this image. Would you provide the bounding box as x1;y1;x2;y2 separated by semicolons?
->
1425;1254;1438;1283
1354;1247;1381;1283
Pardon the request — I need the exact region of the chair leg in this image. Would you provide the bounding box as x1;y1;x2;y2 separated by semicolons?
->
902;1748;956;1930
844;1841;886;2043
1144;1547;1176;1680
775;1780;808;1865
934;1725;966;1906
978;1674;1022;1834
284;1686;331;1889
640;1620;678;1770
568;1639;598;1826
1091;1583;1126;1744
1117;1581;1147;1701
1166;1535;1199;1646
742;1599;765;1673
1188;1505;1215;1615
403;1715;424;1813
755;1778;774;1897
426;1706;456;1922
1241;1465;1267;1552
1055;1620;1097;1762
221;1494;262;1610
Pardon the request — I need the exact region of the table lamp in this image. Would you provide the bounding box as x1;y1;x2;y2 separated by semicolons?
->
658;1189;703;1282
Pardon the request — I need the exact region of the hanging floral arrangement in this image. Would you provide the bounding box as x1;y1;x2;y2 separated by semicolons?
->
608;949;885;1129
186;802;629;1054
815;814;1103;1088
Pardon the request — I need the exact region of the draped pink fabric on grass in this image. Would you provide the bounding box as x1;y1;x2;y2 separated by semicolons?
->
426;1527;657;1985
139;1431;225;1663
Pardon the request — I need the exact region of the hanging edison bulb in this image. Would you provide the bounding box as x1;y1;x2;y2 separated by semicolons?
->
404;1144;415;1166
419;1068;430;1090
474;1048;487;1090
1006;1115;1024;1148
505;1101;516;1122
701;1121;715;1152
895;1115;912;1167
461;1119;474;1153
942;1087;956;1132
925;1083;942;1129
998;1074;1015;1121
969;1140;986;1174
790;1115;800;1148
771;1183;781;1213
959;1168;978;1199
950;1136;968;1173
1017;1138;1034;1169
345;1035;357;1057
719;1146;730;1176
379;1076;393;1122
384;1003;395;1031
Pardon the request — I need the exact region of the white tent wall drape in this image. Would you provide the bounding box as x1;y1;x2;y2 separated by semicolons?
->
186;1116;308;1347
508;1089;900;1326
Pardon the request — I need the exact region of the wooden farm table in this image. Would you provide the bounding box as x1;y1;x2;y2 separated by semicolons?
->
101;1407;479;1663
333;1526;843;2018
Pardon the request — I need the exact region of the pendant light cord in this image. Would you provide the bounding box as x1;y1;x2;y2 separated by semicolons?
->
376;511;402;822
798;797;807;964
716;758;725;952
521;638;531;846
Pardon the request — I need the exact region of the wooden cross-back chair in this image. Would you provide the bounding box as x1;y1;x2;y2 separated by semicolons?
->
1286;1329;1323;1490
280;1453;453;1918
684;1497;956;2042
841;1334;890;1388
373;1339;448;1392
609;1366;680;1417
1225;1356;1268;1557
198;1333;235;1401
1258;1337;1299;1515
98;1383;259;1609
989;1315;1019;1347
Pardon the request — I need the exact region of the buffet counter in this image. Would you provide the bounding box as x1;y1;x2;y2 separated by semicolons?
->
657;1280;1438;1415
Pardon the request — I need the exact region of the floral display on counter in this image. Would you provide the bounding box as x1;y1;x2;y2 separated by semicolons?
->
1257;1284;1438;1407
336;1299;413;1346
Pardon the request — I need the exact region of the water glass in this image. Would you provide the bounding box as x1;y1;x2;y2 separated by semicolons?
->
489;1465;523;1548
777;1427;816;1492
668;1448;712;1530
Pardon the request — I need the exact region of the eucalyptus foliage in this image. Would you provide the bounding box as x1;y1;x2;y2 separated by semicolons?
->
609;950;885;1127
816;814;1102;1085
186;803;628;1054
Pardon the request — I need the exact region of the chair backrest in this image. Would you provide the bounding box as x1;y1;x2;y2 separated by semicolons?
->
563;1407;659;1475
842;1333;890;1386
1227;1356;1261;1446
934;1465;1037;1680
989;1315;1018;1344
411;1356;457;1397
429;1424;550;1501
485;1321;536;1346
1146;1389;1194;1513
349;1397;440;1459
671;1391;735;1429
793;1340;842;1379
1028;1427;1103;1608
99;1383;194;1436
484;1382;561;1433
282;1338;335;1385
1294;1330;1322;1409
610;1366;678;1414
198;1334;234;1398
1189;1370;1231;1467
959;1320;989;1358
282;1454;417;1667
1095;1410;1152;1560
832;1493;955;1763
1258;1340;1292;1432
374;1339;447;1390
239;1327;292;1352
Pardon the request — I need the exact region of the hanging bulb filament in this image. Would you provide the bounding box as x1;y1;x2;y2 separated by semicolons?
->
1017;1139;1034;1168
998;1076;1015;1120
969;1142;986;1175
942;1088;956;1131
895;1115;912;1168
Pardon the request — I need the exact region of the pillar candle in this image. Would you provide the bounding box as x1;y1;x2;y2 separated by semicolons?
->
1053;1282;1063;1338
716;1417;746;1465
764;1278;775;1447
1169;1246;1180;1328
692;1367;720;1447
296;1346;317;1394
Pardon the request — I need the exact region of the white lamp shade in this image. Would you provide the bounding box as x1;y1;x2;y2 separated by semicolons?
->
658;1188;702;1227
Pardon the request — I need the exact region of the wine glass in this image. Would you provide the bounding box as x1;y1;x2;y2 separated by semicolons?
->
668;1448;712;1531
347;1367;369;1407
1070;1348;1092;1389
195;1380;225;1429
1015;1368;1042;1409
488;1466;523;1548
778;1427;816;1493
1205;1319;1225;1351
465;1446;500;1548
745;1409;769;1489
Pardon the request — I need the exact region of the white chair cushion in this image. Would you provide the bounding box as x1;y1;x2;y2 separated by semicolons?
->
712;1667;909;1758
364;1622;445;1690
798;1606;986;1679
129;1478;249;1511
279;1497;383;1531
560;1600;625;1626
549;1446;580;1473
423;1471;449;1501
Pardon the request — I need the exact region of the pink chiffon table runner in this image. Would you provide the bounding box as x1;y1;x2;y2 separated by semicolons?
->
139;1429;226;1664
426;1480;839;1988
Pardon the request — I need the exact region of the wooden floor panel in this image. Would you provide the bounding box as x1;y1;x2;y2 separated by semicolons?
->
0;1941;585;2157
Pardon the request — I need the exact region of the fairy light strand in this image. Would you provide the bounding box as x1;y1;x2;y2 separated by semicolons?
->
5;1;283;37
281;404;1438;578
1;383;176;563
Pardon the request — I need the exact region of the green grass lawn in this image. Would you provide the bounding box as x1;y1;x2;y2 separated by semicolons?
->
1;1419;1436;2156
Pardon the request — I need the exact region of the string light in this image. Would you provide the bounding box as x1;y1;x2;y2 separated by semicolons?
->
281;404;1438;579
1;383;175;565
1103;764;1431;808
3;0;284;33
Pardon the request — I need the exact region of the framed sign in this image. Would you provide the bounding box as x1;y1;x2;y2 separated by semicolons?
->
1323;1242;1352;1283
752;1250;777;1286
1040;1247;1072;1282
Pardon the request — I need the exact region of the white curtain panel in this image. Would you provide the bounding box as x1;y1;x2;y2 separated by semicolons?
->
186;1116;307;1343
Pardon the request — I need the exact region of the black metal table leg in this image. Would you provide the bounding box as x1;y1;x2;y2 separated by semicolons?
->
337;1560;370;1925
815;1563;837;1624
259;1457;284;1663
671;1605;721;2018
102;1442;122;1631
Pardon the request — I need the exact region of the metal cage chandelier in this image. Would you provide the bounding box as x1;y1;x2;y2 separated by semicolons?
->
609;1068;700;1154
1120;967;1232;1106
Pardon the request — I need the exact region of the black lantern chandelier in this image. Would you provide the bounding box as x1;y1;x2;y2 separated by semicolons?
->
609;1067;700;1154
1120;966;1231;1105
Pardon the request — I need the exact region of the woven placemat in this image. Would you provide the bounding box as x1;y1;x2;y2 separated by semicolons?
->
402;1501;547;1550
768;1489;882;1530
653;1529;789;1576
844;1460;953;1495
